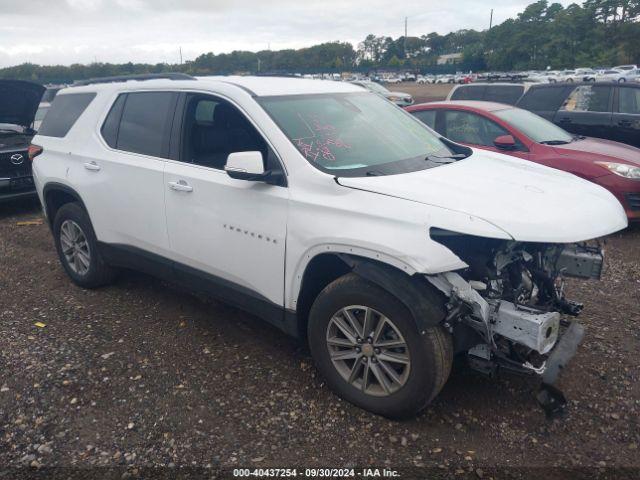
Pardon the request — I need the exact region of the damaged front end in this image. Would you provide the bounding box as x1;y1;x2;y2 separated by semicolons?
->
427;228;603;416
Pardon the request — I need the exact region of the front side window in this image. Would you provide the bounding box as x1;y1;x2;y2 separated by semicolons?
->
561;85;612;113
111;92;177;158
494;108;573;144
181;94;270;171
619;87;640;115
443;110;509;146
259;92;455;177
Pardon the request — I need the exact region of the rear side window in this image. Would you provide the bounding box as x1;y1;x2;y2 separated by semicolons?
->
483;85;524;105
102;92;177;158
560;85;612;113
619;87;640;114
517;86;573;112
411;110;437;129
101;94;126;148
451;85;524;105
450;85;485;101
38;93;96;137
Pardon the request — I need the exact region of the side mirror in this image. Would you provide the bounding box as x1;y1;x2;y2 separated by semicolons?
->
224;151;269;182
494;134;517;150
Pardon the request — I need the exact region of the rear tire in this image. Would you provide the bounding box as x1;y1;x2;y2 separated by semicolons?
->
53;203;117;288
308;273;452;419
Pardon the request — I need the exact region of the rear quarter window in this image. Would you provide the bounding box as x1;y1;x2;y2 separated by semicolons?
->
411;109;437;129
37;93;96;138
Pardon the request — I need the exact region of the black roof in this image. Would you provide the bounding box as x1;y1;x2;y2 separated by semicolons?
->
73;73;195;87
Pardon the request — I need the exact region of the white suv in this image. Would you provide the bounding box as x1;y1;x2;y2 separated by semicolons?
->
31;74;626;418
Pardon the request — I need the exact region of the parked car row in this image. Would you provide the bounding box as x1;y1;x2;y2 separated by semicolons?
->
25;74;626;419
407;100;640;222
447;82;640;149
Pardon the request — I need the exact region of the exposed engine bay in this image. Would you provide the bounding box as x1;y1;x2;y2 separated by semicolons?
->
427;228;604;415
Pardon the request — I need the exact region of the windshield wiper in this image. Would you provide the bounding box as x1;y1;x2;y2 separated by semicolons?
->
425;153;468;163
539;140;571;145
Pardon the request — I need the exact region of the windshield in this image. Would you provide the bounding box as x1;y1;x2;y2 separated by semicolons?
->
259;92;456;176
362;82;389;94
494;108;573;144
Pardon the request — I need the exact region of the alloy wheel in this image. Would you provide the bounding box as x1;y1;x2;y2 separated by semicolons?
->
326;305;410;397
60;219;91;275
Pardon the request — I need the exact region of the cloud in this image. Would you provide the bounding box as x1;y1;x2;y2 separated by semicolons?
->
0;0;576;67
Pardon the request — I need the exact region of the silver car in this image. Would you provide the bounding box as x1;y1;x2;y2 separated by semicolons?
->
350;80;414;106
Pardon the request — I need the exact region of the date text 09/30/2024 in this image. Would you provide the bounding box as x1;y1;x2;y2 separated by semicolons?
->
233;468;401;478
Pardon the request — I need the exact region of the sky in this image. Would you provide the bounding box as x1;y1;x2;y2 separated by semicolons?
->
0;0;576;68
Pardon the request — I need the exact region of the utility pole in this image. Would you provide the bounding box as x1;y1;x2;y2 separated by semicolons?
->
404;16;408;58
489;9;493;29
257;57;261;73
179;47;183;65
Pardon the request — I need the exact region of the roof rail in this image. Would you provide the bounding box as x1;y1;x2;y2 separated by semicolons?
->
72;73;195;87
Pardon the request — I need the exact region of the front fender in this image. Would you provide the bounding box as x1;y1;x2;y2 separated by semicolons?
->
286;242;467;311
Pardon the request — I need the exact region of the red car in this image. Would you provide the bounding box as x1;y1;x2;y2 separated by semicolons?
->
406;100;640;222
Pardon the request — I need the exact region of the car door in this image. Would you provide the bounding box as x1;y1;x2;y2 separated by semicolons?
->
75;91;178;257
163;92;289;322
554;84;613;139
439;109;529;160
612;85;640;148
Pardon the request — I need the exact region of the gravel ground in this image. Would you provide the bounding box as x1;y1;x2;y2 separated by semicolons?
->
1;196;639;479
389;82;455;104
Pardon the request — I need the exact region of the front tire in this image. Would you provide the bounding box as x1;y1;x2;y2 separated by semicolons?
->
308;273;452;418
53;203;117;288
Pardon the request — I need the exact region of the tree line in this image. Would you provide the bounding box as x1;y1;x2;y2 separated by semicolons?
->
0;0;638;84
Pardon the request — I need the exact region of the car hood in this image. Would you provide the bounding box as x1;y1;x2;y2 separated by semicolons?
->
553;137;640;166
336;150;627;243
386;91;412;99
0;80;45;127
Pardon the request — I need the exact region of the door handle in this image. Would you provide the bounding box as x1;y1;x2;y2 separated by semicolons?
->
168;180;193;192
84;161;101;171
618;119;632;127
558;118;572;124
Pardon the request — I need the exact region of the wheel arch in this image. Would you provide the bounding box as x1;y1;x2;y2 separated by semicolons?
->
292;249;447;341
42;182;87;228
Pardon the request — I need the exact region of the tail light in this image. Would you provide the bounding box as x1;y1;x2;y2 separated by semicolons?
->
28;144;43;161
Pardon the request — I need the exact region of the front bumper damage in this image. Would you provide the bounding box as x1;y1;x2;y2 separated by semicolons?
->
536;321;584;416
427;270;586;417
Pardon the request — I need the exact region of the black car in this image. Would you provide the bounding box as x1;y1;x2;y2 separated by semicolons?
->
448;83;528;105
0;80;45;202
516;82;640;148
